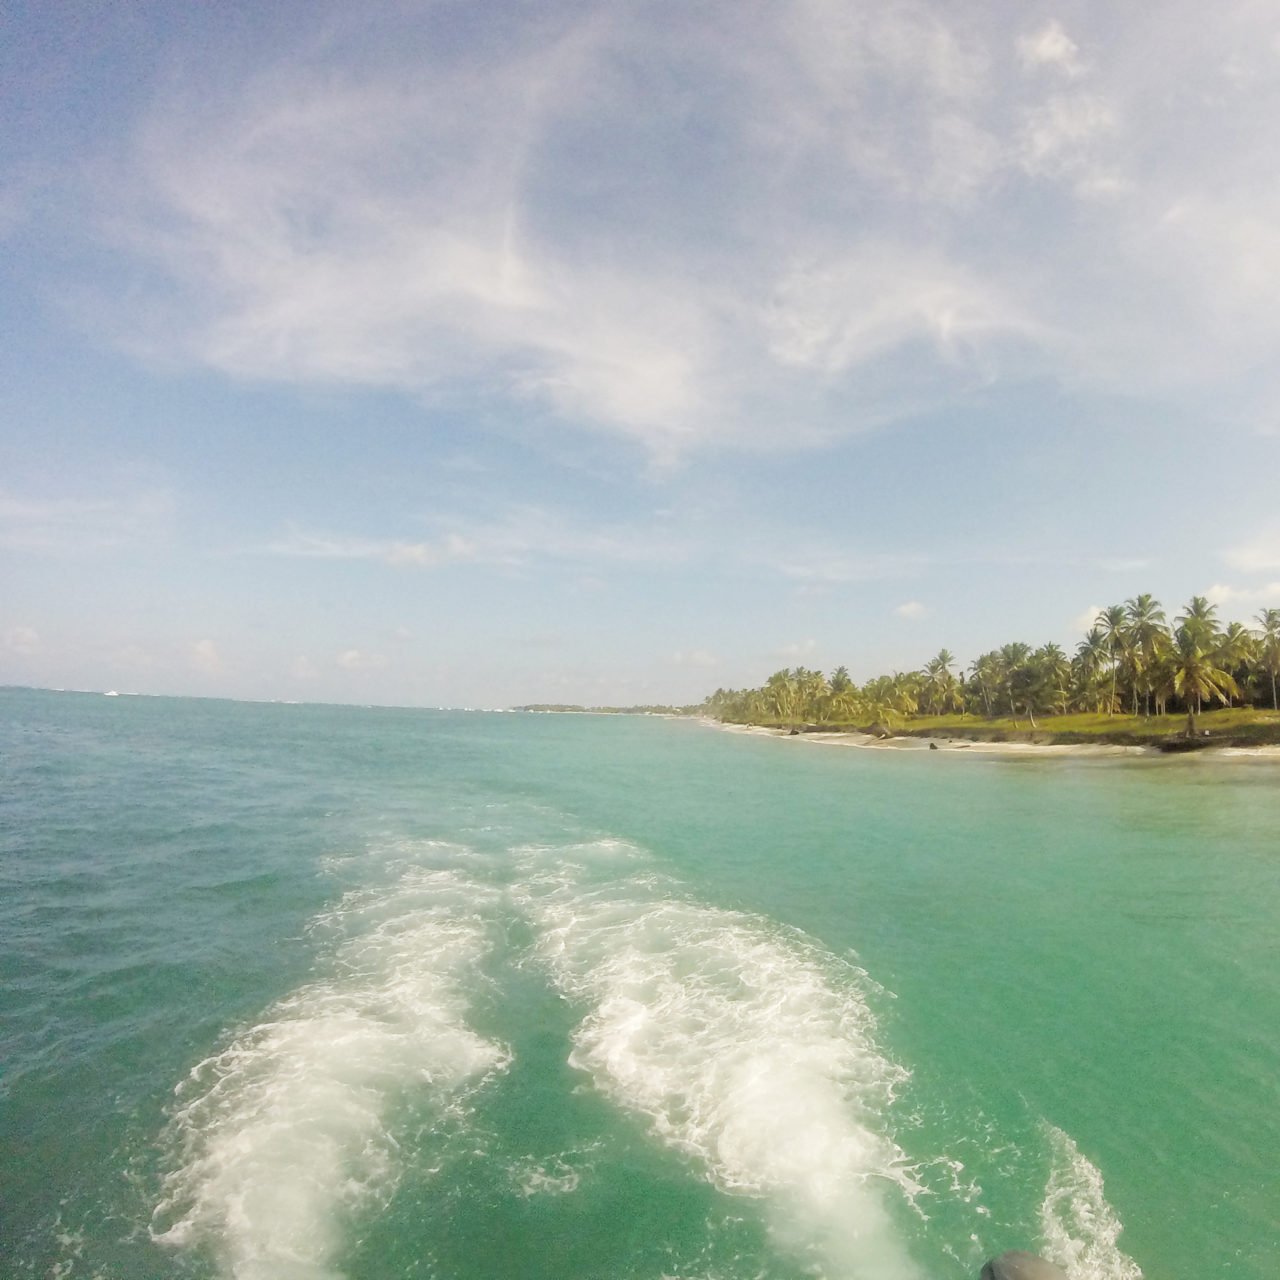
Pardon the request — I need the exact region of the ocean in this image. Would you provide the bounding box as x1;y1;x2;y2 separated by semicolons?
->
1;688;1276;1280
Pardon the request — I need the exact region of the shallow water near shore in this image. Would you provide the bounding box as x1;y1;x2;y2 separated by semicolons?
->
3;688;1277;1279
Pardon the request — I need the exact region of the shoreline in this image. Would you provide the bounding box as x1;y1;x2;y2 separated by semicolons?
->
711;721;1280;760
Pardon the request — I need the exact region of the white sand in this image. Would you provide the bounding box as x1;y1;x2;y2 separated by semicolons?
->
716;723;1147;757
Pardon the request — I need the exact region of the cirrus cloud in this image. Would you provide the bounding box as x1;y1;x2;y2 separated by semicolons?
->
46;0;1280;459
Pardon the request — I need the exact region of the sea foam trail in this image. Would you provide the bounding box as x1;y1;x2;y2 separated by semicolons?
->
514;840;923;1280
152;863;510;1280
1039;1124;1143;1280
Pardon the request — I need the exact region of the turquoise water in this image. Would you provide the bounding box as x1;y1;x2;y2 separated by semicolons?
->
2;689;1277;1280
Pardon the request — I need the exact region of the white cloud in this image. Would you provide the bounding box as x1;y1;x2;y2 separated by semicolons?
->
1073;604;1105;633
336;648;387;671
190;639;223;674
1018;93;1119;187
4;626;40;655
1223;531;1280;572
1204;582;1280;611
894;601;927;619
772;639;817;660
1017;21;1085;78
672;649;719;668
59;1;1280;455
292;655;318;680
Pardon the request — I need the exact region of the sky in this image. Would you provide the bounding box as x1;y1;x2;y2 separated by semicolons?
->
4;0;1280;708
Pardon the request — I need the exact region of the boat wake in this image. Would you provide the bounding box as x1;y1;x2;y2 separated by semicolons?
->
1039;1124;1143;1280
151;855;511;1279
512;839;924;1280
151;827;1145;1280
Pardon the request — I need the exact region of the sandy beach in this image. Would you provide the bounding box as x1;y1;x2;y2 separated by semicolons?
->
712;721;1280;759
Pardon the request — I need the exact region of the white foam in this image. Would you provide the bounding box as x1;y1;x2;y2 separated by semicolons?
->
1039;1124;1143;1280
513;842;923;1280
508;1149;591;1198
152;864;510;1279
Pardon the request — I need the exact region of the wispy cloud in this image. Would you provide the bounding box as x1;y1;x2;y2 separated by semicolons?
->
53;0;1280;453
263;506;688;571
1017;93;1120;192
265;529;480;568
769;547;934;584
1096;557;1151;574
894;601;927;620
765;244;1034;378
1017;20;1086;79
0;488;175;553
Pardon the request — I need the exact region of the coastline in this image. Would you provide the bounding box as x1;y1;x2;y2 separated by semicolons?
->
711;721;1280;760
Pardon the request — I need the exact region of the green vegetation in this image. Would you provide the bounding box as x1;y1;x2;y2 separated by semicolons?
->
703;597;1280;746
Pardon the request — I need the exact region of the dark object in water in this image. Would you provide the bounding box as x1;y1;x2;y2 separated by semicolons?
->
929;741;939;750
1155;735;1211;753
980;1252;1068;1280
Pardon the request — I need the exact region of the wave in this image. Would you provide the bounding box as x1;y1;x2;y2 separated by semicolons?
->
1039;1124;1143;1280
512;839;924;1280
151;858;511;1280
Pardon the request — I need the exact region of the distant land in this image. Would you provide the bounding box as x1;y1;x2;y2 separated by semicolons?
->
698;594;1280;752
512;704;700;716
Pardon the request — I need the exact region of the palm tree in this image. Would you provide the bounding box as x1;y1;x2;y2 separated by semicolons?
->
967;651;1000;717
1034;643;1073;716
889;670;922;719
997;642;1032;722
829;684;863;724
1125;594;1168;716
923;649;958;715
1256;608;1280;711
794;667;830;721
1215;622;1256;707
1076;626;1108;673
1096;605;1129;716
1176;596;1219;648
1073;627;1110;713
1172;626;1238;734
764;669;798;723
861;675;902;728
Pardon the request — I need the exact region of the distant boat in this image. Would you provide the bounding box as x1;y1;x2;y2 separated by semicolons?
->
104;690;119;697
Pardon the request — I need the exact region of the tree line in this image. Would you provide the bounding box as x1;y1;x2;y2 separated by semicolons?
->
702;597;1280;732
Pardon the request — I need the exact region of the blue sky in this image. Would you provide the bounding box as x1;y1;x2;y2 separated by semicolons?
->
4;0;1280;706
